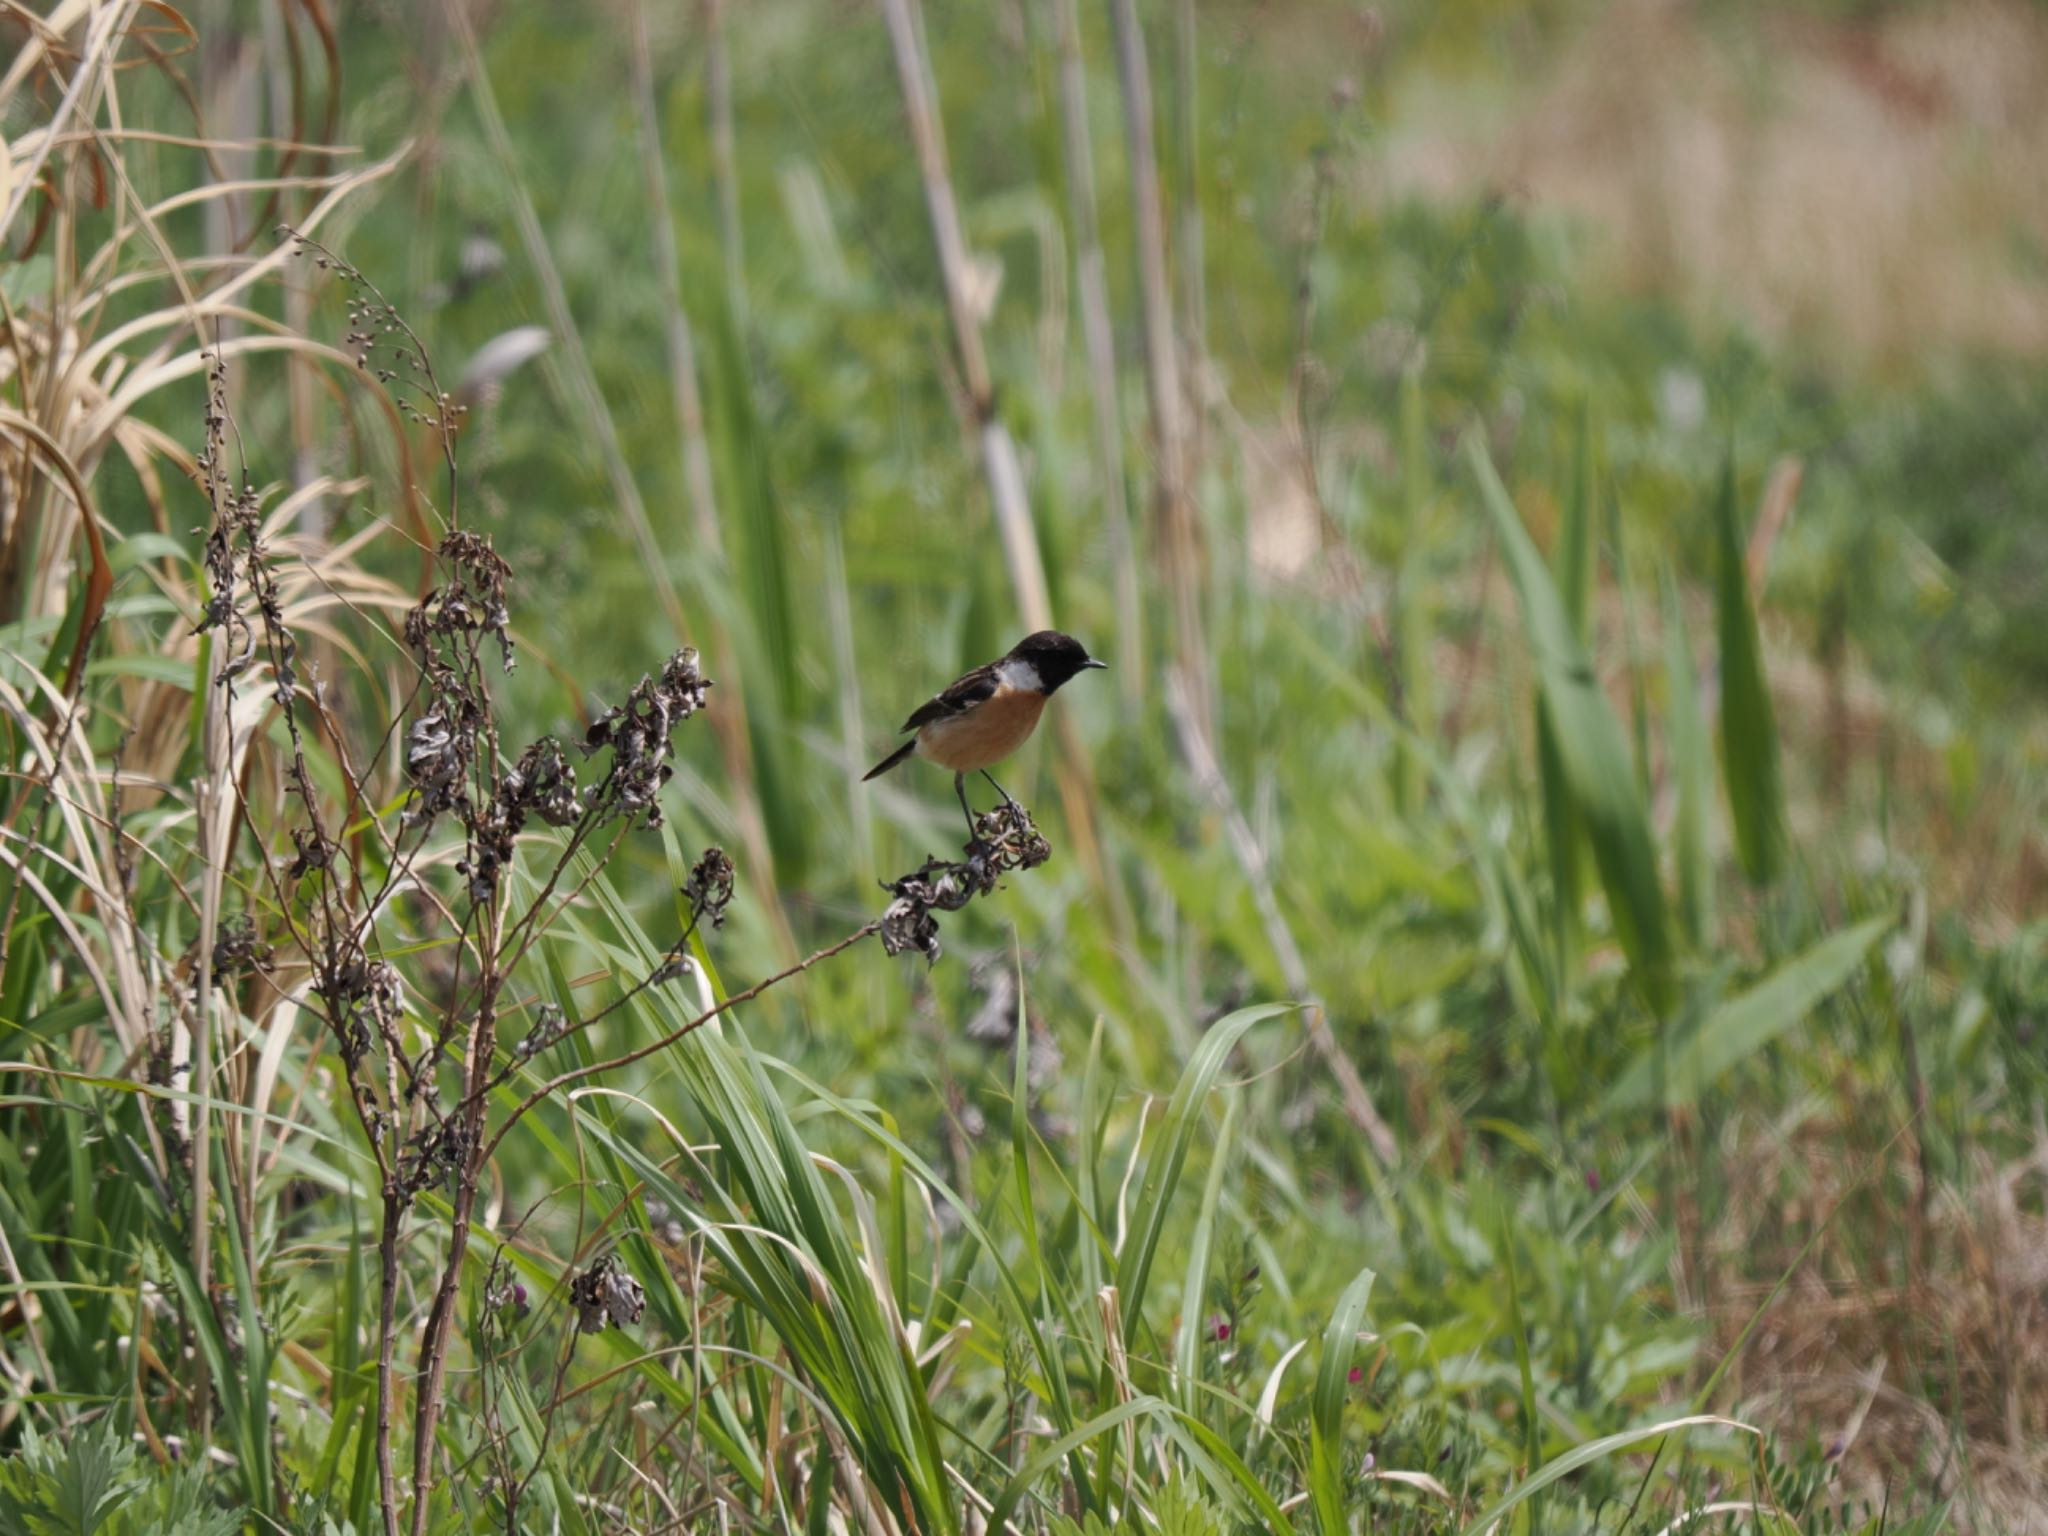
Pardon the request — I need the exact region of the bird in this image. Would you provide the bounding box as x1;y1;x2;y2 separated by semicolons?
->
863;630;1107;838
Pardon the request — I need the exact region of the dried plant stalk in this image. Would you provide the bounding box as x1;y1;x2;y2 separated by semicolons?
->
1052;0;1142;699
877;0;1053;631
876;0;1119;906
1108;0;1211;749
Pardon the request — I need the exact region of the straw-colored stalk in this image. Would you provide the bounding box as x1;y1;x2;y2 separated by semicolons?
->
876;0;1116;898
1173;0;1206;402
1051;0;1142;701
1108;0;1211;748
876;0;1049;626
705;0;746;318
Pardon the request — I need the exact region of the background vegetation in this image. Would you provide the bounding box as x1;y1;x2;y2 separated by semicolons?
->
2;1;2045;1532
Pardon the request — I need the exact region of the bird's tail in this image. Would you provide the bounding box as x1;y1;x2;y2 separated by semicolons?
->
862;739;917;782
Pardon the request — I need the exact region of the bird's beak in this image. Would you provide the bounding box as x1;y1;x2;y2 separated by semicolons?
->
1083;658;1108;670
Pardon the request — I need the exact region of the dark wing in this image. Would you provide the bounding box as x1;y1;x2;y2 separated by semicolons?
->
898;662;1000;733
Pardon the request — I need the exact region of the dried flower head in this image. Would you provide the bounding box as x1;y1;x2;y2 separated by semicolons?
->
210;914;273;976
515;1003;567;1061
581;649;711;831
313;955;404;1072
642;1196;687;1247
879;879;946;964
490;1280;529;1320
406;530;515;671
569;1254;647;1335
684;845;736;930
395;1113;473;1200
499;738;580;829
878;800;1052;966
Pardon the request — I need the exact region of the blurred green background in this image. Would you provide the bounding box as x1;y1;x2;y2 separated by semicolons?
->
5;0;2048;1529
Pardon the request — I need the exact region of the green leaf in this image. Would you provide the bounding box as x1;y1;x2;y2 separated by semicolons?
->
1714;454;1783;884
1308;1265;1375;1534
1538;404;1597;987
1535;708;1583;996
1663;572;1713;948
1609;916;1890;1108
983;1395;1296;1534
83;654;196;688
1559;400;1596;640
1172;1093;1238;1412
1467;434;1674;1015
43;1420;133;1536
1395;360;1436;815
704;285;805;877
1114;1004;1291;1329
1458;1415;1759;1536
1502;1218;1540;1486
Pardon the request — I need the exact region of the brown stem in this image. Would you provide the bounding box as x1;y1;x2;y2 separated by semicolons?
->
408;955;503;1536
376;1189;403;1536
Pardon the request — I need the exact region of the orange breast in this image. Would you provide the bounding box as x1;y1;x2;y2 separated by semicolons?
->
915;686;1047;772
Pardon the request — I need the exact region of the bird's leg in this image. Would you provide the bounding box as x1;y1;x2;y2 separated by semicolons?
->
954;772;981;846
979;768;1020;817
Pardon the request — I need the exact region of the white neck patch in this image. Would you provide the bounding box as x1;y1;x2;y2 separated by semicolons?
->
997;657;1044;692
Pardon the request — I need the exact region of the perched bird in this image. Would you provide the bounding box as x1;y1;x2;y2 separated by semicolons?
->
863;630;1107;835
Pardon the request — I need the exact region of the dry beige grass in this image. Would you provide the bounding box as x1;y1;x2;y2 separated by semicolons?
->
1711;1120;2048;1532
1375;0;2048;370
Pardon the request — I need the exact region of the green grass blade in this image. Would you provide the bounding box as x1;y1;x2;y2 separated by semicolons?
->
1457;1414;1758;1536
1538;403;1596;985
1502;1216;1541;1520
1714;452;1784;885
1535;708;1583;993
1076;1017;1108;1304
1113;1004;1292;1330
1007;966;1088;1500
1663;571;1713;948
984;1393;1297;1533
1467;433;1674;1015
1307;1265;1375;1534
1170;1092;1237;1415
704;286;806;878
1559;401;1596;639
1396;360;1436;814
1608;915;1889;1108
